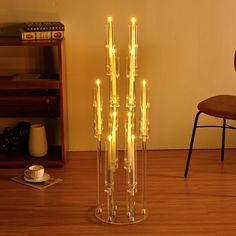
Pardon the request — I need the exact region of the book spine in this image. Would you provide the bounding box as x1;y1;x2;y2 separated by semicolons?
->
21;31;64;40
51;31;64;39
21;31;36;40
36;31;52;40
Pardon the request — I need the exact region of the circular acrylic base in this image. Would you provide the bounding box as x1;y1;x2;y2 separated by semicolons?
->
95;202;148;225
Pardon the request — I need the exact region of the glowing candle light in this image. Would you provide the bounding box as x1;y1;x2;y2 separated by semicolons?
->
141;80;147;137
131;17;136;59
111;48;117;99
107;16;113;65
127;111;132;169
107;16;118;106
96;80;102;135
128;17;137;104
111;111;117;168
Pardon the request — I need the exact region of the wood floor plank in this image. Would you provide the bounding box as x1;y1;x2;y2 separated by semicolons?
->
1;149;236;235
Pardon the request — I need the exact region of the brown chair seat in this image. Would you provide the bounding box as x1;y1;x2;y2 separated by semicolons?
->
198;95;236;120
184;94;236;177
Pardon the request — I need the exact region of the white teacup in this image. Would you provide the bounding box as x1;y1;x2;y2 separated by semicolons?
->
24;165;44;180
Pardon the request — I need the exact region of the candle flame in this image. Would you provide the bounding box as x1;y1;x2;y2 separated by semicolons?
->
108;16;112;22
96;79;101;85
131;17;136;24
142;80;146;86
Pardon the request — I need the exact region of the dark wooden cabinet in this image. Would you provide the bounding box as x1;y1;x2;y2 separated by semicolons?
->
0;37;67;167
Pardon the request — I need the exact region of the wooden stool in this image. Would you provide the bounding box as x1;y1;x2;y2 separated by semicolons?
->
184;95;236;177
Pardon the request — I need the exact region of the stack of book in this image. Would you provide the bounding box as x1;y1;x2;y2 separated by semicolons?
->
20;21;64;41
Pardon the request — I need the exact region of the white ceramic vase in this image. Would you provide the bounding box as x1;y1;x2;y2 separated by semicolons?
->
28;124;48;157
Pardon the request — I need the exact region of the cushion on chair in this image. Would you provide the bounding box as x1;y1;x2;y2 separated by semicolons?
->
198;95;236;120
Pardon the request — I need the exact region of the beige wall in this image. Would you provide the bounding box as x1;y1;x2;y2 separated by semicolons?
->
1;0;236;151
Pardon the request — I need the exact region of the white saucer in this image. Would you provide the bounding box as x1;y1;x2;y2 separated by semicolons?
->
24;173;51;183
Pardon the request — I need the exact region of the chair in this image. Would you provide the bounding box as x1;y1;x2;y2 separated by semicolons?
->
184;94;236;177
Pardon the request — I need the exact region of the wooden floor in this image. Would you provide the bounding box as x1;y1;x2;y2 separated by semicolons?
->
1;149;236;235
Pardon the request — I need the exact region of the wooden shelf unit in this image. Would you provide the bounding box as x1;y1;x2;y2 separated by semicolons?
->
0;79;59;89
0;37;66;167
0;146;62;168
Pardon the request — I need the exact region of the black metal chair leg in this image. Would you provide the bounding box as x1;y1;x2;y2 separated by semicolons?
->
184;111;202;178
221;118;226;162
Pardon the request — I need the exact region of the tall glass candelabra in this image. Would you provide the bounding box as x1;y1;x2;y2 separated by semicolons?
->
93;16;150;224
